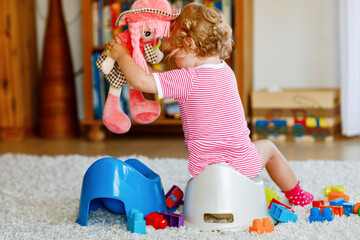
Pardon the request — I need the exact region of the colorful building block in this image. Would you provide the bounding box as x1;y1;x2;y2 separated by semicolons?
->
268;199;295;213
329;198;348;206
160;211;184;228
319;206;344;217
324;185;345;196
127;209;146;234
309;207;334;223
265;188;280;204
249;218;274;234
354;203;360;214
312;200;325;208
269;203;297;223
145;212;167;230
328;190;349;202
165;185;184;209
343;203;355;216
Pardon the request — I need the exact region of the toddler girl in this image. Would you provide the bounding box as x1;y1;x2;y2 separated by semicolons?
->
103;3;313;206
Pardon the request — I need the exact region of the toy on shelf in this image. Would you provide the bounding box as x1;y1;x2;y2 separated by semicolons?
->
95;0;181;134
77;157;170;226
249;218;274;234
269;203;297;223
309;207;334;223
328;190;349;202
160;212;184;228
183;163;271;231
265;188;280;204
165;185;184;209
145;212;167;230
127;209;146;234
324;185;345;196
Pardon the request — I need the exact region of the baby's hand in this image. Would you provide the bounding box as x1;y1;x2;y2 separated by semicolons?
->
103;36;130;62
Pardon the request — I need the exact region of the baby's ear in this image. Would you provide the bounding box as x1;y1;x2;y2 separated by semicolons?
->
184;37;196;53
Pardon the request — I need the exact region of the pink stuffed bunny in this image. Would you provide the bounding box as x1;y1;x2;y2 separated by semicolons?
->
96;0;180;133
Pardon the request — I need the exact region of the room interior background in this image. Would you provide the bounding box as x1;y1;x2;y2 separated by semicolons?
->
33;0;359;136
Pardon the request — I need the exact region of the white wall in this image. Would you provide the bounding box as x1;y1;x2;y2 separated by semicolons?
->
253;0;339;91
36;0;84;119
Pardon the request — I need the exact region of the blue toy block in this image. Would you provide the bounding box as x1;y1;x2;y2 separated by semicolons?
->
343;203;355;216
329;198;348;207
269;203;297;223
309;207;334;223
165;185;184;209
127;209;146;234
77;157;169;226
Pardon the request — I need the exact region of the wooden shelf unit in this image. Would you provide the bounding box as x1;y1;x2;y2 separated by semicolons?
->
81;0;253;140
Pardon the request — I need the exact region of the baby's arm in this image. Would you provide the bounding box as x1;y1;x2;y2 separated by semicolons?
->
103;36;158;94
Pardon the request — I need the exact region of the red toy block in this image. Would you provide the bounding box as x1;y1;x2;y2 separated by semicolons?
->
268;198;295;213
319;206;344;217
249;218;274;234
328;190;349;202
145;212;167;230
165;185;184;209
312;200;325;208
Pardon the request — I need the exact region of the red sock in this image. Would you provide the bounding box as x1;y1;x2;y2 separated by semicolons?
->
282;181;313;206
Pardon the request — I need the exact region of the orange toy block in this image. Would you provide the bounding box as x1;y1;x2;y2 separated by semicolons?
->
328;190;349;202
249;218;274;234
354;203;360;214
319;206;344;217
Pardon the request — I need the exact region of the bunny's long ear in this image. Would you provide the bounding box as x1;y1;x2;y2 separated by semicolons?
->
126;22;161;124
96;51;131;134
128;22;149;73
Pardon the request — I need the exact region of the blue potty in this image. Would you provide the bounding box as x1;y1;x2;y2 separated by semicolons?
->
77;157;168;226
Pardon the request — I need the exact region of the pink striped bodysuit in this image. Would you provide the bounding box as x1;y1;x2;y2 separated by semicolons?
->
153;61;262;178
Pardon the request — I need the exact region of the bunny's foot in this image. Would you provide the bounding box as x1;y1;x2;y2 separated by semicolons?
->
129;89;161;124
103;93;131;134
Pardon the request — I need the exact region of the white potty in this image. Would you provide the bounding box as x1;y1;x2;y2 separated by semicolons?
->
183;163;270;231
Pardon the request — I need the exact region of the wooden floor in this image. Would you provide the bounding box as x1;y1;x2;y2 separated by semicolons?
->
1;134;359;161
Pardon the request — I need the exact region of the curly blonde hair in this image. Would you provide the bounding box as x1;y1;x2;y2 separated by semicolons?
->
166;3;233;60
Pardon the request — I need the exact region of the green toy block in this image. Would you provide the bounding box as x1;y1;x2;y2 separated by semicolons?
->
265;188;280;204
324;185;345;196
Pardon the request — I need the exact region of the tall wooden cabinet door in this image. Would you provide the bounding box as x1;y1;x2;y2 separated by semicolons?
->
0;0;17;129
0;0;38;141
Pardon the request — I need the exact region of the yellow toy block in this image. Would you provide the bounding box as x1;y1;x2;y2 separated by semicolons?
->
265;188;280;204
324;185;345;196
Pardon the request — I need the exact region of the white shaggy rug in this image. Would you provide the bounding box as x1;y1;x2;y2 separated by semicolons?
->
1;153;360;240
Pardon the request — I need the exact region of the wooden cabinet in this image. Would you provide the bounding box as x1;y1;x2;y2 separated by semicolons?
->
81;0;253;140
0;0;38;141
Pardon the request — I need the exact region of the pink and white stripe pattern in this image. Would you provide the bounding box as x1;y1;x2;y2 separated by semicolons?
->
153;61;262;178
